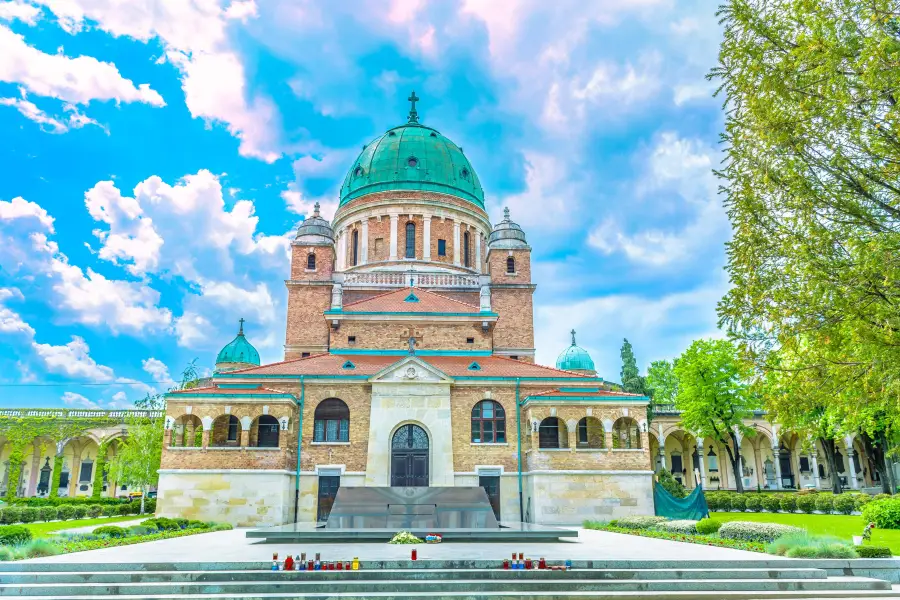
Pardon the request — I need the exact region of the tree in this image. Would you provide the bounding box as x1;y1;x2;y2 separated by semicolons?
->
674;339;759;493
620;339;646;395
109;393;164;514
713;0;900;437
646;359;678;404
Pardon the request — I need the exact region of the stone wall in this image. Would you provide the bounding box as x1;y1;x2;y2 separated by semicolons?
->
488;247;531;285
337;321;491;352
290;244;334;281
449;387;520;473
285;283;332;357
525;471;653;525
490;287;535;354
301;384;372;473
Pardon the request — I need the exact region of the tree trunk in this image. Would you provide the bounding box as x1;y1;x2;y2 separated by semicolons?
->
819;438;842;494
725;432;744;493
877;431;896;494
140;486;146;515
861;433;890;494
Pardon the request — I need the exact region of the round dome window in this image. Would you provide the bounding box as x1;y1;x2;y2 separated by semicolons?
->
354;166;363;177
461;168;469;180
407;157;418;168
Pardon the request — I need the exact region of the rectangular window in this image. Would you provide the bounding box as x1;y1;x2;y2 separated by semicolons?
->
466;337;474;344
496;424;506;443
339;419;349;442
671;454;683;474
314;420;325;442
437;239;446;256
301;352;310;358
227;419;239;441
59;471;69;489
510;355;519;360
471;421;480;443
326;420;339;442
799;456;811;473
79;461;93;483
347;336;356;345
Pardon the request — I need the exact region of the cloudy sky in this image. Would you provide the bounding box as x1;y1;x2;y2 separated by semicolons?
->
0;0;730;409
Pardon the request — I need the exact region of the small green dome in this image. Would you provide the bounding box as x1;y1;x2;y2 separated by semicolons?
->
339;92;484;208
215;319;260;368
556;330;595;372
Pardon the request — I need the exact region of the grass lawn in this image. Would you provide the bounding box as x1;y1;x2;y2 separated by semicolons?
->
24;515;146;538
710;511;900;554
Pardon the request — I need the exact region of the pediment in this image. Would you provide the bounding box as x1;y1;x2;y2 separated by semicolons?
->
369;356;453;383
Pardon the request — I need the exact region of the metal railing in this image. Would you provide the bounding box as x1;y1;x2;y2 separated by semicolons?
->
0;409;164;419
341;270;481;289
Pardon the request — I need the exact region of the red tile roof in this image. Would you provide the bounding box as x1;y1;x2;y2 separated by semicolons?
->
168;385;295;396
339;287;481;314
221;354;595;380
526;389;647;399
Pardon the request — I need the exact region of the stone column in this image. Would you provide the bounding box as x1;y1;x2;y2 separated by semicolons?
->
696;440;706;487
811;453;821;489
753;445;763;490
423;215;432;261
164;430;172;446
453;221;461;265
334;229;343;270
389;214;399;260
773;448;783;490
186;423;196;448
26;446;40;496
240;430;250;448
360;219;369;266
847;449;859;489
475;231;482;272
201;430;210;450
69;451;80;497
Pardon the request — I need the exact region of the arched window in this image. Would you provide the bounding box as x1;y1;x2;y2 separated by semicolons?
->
351;230;359;266
612;417;640;449
463;231;470;267
405;222;415;258
576;417;604;449
314;399;350;442
255;415;280;448
227;415;239;442
471;400;505;443
538;417;568;449
307;253;316;270
506;256;515;274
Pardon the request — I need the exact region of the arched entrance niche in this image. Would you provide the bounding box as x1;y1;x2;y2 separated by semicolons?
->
390;424;429;487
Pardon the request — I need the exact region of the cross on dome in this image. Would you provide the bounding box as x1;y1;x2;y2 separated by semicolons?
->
313;202;320;218
407;91;420;123
503;207;510;221
571;329;576;346
239;318;246;335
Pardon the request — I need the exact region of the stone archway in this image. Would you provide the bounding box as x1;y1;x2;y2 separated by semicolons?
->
390;424;429;487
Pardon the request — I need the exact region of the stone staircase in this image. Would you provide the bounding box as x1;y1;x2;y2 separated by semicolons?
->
0;560;895;599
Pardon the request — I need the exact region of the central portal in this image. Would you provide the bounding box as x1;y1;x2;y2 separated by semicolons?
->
391;424;429;487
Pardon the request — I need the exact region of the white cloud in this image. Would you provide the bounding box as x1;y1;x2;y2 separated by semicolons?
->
0;96;102;133
109;390;131;408
0;1;40;24
33;335;115;380
174;311;212;347
0;25;165;106
62;391;100;408
142;356;175;389
224;0;257;22
0;287;35;337
281;183;337;219
0;196;54;232
488;152;579;234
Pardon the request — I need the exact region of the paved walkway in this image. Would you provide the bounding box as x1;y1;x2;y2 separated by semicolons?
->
27;527;775;563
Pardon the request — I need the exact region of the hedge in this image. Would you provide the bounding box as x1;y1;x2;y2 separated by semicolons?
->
612;516;668;530
814;493;834;514
834;494;856;515
718;521;805;543
10;497;125;507
706;491;878;515
856;546;893;558
0;525;32;546
656;520;699;534
584;522;765;553
93;526;127;539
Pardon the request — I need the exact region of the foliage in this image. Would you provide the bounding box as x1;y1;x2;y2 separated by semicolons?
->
87;504;102;518
126;525;152;536
761;495;782;512
152;517;180;531
19;507;39;524
745;495;761;512
729;494;747;511
0;525;32;546
718;521;805;543
0;508;21;525
49;454;62;499
72;505;87;519
705;493;722;511
102;505;118;517
91;440;110;500
611;516;668;530
814;493;833;514
797;494;817;514
696;518;722;535
57;505;75;521
657;468;687;499
583;522;765;553
655;520;699;534
11;496;125;506
674;339;759;493
834;494;857;515
388;531;422;544
863;498;900;529
188;520;210;529
117;504;132;516
619;339;646;395
108;396;166;515
713;0;900;454
647;359;678;404
93;526;127;538
779;495;796;513
767;532;857;558
38;506;57;522
857;546;893;558
856;495;873;510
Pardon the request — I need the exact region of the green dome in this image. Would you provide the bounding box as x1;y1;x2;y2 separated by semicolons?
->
556;330;595;373
215;320;260;368
339;92;484;208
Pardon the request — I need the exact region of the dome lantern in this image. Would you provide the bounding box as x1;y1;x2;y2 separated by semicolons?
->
294;202;334;246
215;319;261;373
489;207;529;249
556;329;596;375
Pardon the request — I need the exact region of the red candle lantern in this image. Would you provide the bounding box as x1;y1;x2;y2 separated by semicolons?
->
411;548;417;561
524;558;533;569
503;559;510;570
539;557;546;569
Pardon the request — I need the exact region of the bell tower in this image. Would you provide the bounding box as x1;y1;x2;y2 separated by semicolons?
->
487;208;535;362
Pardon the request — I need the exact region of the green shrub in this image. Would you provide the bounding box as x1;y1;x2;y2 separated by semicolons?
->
207;522;233;531
614;516;668;530
128;502;142;515
779;494;797;513
0;546;15;561
102;505;118;517
187;520;210;529
855;494;873;510
38;506;57;522
173;517;189;529
719;521;805;543
144;499;157;513
862;498;900;529
767;532;812;556
873;493;892;502
117;503;131;516
744;496;761;512
126;525;152;536
856;546;893;558
658;468;687;499
140;518;159;530
19;539;60;559
786;542;857;558
93;526;127;538
87;504;103;518
19;507;39;524
729;494;747;511
72;505;87;519
153;517;179;531
0;525;32;546
705;493;721;511
696;518;722;535
761;494;781;512
655;520;698;534
56;505;75;521
833;493;856;515
815;493;834;514
797;494;817;514
0;507;22;525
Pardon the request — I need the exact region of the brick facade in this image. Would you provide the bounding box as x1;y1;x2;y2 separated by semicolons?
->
337;321;492;352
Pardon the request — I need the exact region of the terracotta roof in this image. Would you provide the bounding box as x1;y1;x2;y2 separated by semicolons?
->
168;384;295;396
220;354;595;380
526;389;647;399
337;287;482;314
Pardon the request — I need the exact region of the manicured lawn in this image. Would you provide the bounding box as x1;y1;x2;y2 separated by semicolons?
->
24;515;146;538
710;511;900;554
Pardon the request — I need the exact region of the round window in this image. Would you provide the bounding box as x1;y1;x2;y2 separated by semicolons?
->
407;157;418;168
354;167;363;177
461;168;469;179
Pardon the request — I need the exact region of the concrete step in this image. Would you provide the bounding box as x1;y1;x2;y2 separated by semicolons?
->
0;576;892;597
0;567;831;584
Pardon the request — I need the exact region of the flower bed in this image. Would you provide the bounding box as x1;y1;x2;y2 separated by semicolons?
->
585;522;765;553
53;524;232;555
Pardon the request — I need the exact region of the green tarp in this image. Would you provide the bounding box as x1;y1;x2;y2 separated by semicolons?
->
654;483;709;521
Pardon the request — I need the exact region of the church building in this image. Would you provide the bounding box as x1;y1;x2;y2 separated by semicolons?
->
157;95;653;526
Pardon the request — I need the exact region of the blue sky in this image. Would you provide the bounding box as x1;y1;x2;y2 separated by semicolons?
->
0;0;730;409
